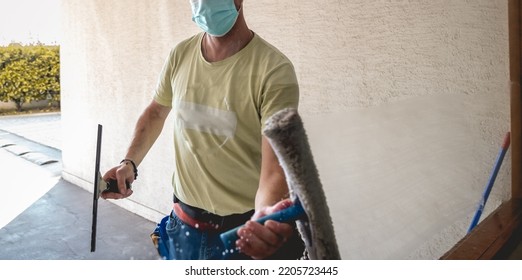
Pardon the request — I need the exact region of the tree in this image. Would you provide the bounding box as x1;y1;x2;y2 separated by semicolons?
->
0;44;60;111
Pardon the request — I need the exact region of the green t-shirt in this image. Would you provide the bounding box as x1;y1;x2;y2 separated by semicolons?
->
154;32;299;215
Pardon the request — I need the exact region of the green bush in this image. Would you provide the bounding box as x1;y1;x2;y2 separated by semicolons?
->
0;44;60;111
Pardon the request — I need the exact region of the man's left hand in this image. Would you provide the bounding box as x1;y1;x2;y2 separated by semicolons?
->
236;199;295;259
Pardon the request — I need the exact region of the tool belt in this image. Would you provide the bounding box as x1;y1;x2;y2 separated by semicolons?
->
173;195;255;232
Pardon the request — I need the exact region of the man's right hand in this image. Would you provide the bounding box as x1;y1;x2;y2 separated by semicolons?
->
101;162;134;199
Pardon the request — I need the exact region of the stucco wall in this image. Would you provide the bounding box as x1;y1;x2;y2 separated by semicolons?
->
60;0;511;259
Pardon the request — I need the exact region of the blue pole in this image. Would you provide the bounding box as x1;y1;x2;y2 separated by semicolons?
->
467;132;511;234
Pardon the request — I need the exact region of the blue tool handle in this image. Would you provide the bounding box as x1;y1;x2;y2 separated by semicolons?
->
467;132;510;233
220;202;306;249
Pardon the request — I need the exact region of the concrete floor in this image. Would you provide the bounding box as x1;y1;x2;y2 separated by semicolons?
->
0;124;159;260
0;175;159;260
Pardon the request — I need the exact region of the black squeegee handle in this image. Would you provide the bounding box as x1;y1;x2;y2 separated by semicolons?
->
91;124;102;252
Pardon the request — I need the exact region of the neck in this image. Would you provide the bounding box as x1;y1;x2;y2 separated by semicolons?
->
202;14;253;62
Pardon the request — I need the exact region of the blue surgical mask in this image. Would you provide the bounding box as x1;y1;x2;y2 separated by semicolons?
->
190;0;239;37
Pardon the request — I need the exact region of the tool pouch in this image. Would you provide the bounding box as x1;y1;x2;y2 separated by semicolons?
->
150;215;171;259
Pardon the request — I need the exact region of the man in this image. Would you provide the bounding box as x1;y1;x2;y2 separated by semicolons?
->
102;0;304;260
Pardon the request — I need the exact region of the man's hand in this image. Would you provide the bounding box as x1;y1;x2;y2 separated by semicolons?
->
101;162;134;199
236;198;295;259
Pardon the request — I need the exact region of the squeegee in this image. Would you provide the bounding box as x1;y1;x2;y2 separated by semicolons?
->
221;108;341;259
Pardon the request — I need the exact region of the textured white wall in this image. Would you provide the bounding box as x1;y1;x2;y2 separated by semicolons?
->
60;0;511;259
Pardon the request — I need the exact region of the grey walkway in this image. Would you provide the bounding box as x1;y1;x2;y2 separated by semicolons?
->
0;113;159;260
0;113;62;150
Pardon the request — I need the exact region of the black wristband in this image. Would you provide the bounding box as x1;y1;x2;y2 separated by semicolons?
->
120;159;138;180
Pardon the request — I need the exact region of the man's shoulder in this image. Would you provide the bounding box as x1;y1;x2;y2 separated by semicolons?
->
178;33;202;48
252;33;293;65
168;33;202;56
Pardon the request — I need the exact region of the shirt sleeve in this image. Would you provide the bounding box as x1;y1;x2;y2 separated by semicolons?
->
260;61;300;130
153;48;175;107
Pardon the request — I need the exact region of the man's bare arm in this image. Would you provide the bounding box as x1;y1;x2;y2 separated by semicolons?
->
124;100;171;166
255;136;290;209
236;136;294;259
102;100;171;199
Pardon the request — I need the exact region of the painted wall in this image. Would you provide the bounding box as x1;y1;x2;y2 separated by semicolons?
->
60;0;511;259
